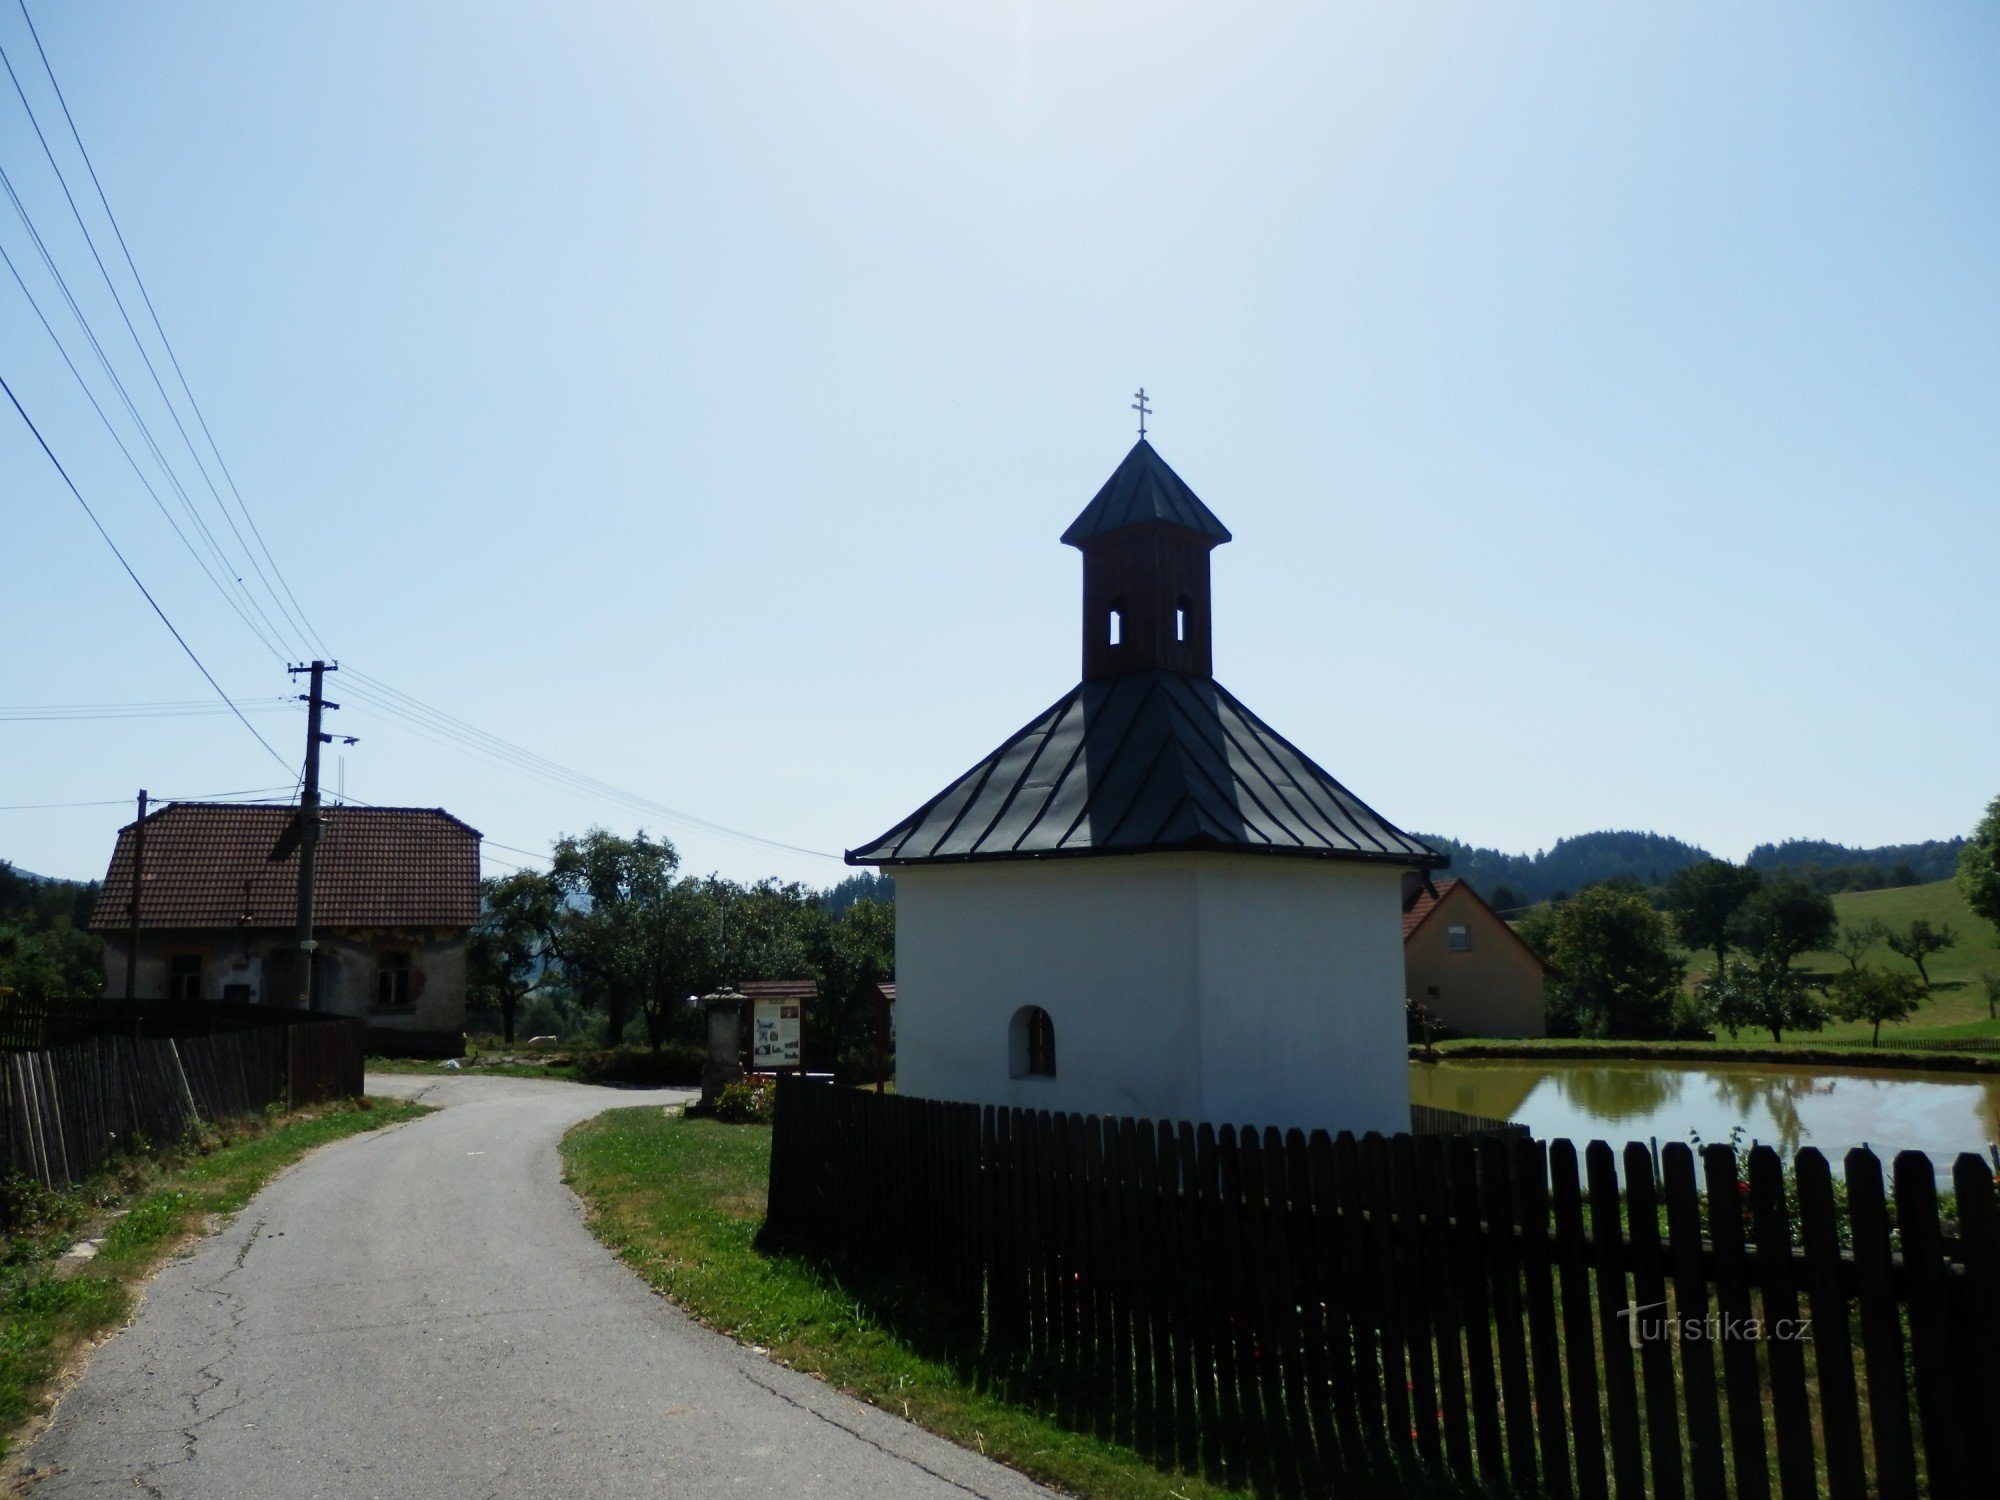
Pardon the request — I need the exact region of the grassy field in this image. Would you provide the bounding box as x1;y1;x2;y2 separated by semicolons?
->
562;1107;1251;1500
0;1097;430;1455
1701;879;2000;1043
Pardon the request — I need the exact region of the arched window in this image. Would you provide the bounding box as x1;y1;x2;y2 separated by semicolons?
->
1174;594;1192;643
1009;1005;1056;1078
1107;599;1126;647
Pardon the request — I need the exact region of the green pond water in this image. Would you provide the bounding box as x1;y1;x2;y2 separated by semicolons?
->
1410;1058;2000;1169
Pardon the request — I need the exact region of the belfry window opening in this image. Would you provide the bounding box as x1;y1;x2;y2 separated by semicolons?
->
1175;594;1191;643
1108;600;1126;647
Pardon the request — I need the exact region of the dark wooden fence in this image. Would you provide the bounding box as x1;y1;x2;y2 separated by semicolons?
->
766;1076;2000;1500
0;1006;366;1202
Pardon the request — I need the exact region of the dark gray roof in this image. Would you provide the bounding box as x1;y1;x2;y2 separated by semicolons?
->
848;671;1443;868
1060;440;1232;547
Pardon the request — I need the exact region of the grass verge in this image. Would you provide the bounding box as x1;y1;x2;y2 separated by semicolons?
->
0;1096;431;1454
562;1107;1250;1500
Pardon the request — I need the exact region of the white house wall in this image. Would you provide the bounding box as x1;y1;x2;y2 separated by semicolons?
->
893;853;1411;1137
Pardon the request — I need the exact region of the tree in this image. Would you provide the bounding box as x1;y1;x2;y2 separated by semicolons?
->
468;871;558;1043
1828;918;1888;975
1663;860;1763;976
1703;958;1829;1044
1826;966;1925;1047
1958;795;2000;937
1729;876;1837;973
1537;885;1685;1039
544;829;682;1047
1884;918;1956;987
1980;970;2000;1022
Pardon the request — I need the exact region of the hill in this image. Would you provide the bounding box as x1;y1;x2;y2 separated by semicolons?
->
1419;830;1969;908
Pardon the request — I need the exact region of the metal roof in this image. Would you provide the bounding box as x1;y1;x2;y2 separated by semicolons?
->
89;802;483;931
847;671;1443;869
1059;439;1232;547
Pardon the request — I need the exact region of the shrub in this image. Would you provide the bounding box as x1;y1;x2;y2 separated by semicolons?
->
573;1044;705;1088
712;1075;775;1124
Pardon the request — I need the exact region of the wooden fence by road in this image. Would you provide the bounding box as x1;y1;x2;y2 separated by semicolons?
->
766;1076;2000;1500
0;1008;366;1201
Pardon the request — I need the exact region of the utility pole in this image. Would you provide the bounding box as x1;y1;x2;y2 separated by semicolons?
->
124;788;147;1003
287;661;345;1011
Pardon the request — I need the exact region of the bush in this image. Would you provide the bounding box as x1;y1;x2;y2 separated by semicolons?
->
712;1075;775;1124
573;1044;705;1088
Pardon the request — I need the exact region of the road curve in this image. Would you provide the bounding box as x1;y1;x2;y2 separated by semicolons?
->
11;1074;1055;1500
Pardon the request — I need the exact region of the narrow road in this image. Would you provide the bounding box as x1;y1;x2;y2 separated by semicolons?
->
13;1075;1054;1500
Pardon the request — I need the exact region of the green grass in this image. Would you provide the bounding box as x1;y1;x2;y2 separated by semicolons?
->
0;1097;430;1453
1654;879;2000;1045
562;1107;1253;1500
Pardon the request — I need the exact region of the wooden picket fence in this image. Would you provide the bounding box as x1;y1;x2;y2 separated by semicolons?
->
766;1075;2000;1500
0;1011;366;1207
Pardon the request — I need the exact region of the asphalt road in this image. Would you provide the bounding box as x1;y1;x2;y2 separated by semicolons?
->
12;1074;1055;1500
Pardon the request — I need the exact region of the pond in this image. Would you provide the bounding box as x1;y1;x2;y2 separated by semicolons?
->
1409;1057;2000;1171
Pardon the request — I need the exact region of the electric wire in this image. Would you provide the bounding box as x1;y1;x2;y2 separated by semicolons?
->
336;671;841;860
0;156;295;662
2;369;295;773
0;697;296;720
0;785;298;811
5;6;327;657
0;237;288;661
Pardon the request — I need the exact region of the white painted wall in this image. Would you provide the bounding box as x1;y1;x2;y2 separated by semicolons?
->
893;852;1411;1136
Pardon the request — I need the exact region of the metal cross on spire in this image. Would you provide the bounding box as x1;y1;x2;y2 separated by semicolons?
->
1131;386;1152;439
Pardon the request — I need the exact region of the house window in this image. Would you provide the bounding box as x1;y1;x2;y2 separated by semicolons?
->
1009;1005;1056;1079
375;949;414;1009
1448;925;1471;953
166;953;203;1003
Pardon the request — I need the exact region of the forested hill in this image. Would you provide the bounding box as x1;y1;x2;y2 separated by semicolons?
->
1745;838;1963;884
1415;831;1710;911
1414;829;1966;910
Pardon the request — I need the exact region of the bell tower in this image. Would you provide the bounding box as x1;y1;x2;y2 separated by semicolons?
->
1062;438;1231;681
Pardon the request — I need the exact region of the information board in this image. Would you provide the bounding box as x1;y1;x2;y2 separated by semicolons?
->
751;999;802;1069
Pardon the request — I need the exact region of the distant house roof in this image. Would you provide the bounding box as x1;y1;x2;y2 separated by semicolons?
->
739;979;818;1003
1402;877;1546;970
88;803;482;932
1059;439;1232;547
848;670;1443;869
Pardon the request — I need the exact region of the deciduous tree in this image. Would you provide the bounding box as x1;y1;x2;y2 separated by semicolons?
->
1728;877;1838;973
1702;958;1829;1044
1957;796;2000;936
1884;918;1956;987
1829;918;1888;975
1537;885;1685;1039
1664;860;1762;976
469;871;558;1043
1826;966;1925;1047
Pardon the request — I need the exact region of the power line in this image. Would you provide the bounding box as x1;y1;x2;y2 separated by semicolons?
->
0;154;297;661
0;237;289;661
337;669;842;861
7;1;328;658
0;697;296;720
0;785;298;811
2;369;295;773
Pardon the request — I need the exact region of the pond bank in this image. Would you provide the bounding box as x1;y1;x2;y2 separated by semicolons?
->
1415;1039;2000;1075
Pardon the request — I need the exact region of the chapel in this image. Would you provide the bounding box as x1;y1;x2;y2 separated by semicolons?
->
848;436;1445;1134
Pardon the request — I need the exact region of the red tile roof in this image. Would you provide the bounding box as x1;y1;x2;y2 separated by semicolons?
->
89;803;482;932
1401;877;1460;939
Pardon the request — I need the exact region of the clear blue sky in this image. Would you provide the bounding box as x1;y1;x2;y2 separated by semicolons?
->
4;1;1996;886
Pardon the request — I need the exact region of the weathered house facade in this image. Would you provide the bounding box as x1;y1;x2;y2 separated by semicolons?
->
90;803;480;1055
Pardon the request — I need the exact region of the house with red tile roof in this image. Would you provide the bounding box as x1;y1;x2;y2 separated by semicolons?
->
1401;875;1547;1038
89;802;480;1055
